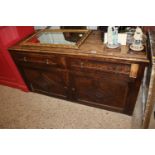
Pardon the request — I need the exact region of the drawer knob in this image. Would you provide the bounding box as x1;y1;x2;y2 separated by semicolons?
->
80;62;84;68
130;64;139;78
72;88;75;91
46;59;49;64
64;86;68;89
23;57;27;62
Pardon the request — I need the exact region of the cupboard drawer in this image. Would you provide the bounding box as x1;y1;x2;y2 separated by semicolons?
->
11;52;65;68
69;58;131;75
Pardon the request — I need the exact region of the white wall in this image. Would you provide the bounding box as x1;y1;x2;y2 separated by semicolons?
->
34;26;97;30
87;26;97;30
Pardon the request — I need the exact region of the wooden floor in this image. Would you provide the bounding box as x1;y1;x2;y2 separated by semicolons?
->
0;85;146;129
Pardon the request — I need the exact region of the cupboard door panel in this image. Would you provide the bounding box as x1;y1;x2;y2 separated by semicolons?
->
70;71;129;112
22;67;68;99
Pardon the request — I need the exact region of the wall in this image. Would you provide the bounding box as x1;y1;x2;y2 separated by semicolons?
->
34;26;98;30
0;26;34;91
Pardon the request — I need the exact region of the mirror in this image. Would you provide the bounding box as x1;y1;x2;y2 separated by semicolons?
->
21;29;91;49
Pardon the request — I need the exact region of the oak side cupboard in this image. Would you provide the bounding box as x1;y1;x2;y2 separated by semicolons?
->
9;29;149;115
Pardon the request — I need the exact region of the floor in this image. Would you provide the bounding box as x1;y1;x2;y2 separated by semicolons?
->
0;85;142;129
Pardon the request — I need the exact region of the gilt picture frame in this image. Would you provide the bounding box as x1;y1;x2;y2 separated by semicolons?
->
20;29;92;49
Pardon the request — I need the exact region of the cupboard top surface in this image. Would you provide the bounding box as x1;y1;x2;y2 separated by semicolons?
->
9;30;149;64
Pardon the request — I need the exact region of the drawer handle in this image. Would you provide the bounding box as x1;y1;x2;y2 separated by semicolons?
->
80;62;84;68
23;57;27;62
45;59;57;65
46;59;49;64
64;86;68;89
72;88;75;91
95;93;103;98
130;64;139;78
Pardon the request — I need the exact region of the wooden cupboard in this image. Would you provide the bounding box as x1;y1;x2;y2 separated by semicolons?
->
9;30;149;115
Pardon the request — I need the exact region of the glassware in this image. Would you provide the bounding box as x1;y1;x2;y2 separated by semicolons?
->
126;28;135;45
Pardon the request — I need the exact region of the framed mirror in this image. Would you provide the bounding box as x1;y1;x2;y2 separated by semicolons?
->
20;29;92;49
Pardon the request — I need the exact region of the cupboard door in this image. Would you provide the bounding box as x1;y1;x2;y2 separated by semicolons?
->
70;71;129;113
22;67;68;99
